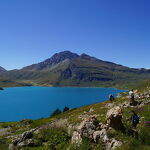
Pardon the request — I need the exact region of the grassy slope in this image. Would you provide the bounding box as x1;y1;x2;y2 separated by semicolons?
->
0;79;32;87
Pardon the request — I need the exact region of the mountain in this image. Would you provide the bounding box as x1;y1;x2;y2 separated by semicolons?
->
0;66;6;73
22;51;79;71
1;51;150;88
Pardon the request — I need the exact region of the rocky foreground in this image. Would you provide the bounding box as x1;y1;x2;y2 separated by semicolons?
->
0;89;150;150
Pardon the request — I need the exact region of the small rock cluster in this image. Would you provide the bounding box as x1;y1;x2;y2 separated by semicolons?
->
9;129;36;150
72;108;123;150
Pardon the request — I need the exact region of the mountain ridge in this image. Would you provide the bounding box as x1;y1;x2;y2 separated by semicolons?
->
0;50;150;88
0;66;6;73
22;51;79;71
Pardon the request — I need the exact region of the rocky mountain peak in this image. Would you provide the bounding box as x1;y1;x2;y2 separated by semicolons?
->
40;50;79;67
23;51;79;70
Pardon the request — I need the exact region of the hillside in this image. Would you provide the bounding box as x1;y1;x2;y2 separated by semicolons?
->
0;66;6;73
0;79;32;87
0;82;149;150
0;51;150;88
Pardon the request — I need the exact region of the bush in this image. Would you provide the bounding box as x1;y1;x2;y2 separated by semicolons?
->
139;127;150;145
34;128;70;150
63;106;70;112
50;108;62;117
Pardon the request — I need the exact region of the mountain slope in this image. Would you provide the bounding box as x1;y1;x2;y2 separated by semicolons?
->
0;51;150;88
22;51;79;71
0;66;6;73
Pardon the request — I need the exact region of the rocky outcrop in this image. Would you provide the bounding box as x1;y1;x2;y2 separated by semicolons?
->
106;138;122;150
71;115;122;150
9;128;36;150
106;106;124;131
77;115;100;138
71;131;82;146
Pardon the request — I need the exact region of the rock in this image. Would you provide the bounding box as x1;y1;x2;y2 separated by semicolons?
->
9;144;18;150
22;131;33;140
105;103;114;108
21;128;37;141
72;114;122;149
106;138;122;150
93;129;109;142
106;106;124;131
78;111;89;120
89;108;94;113
17;139;34;148
77;115;100;138
68;124;77;135
9;128;37;149
101;124;109;130
93;129;122;150
121;102;130;108
71;131;82;146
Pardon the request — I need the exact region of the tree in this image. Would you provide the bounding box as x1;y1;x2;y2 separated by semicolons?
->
63;106;70;112
50;108;62;117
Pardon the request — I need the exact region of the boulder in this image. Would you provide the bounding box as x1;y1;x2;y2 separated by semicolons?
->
93;129;109;143
89;108;94;113
17;139;34;148
71;114;122;149
71;131;82;146
93;129;122;150
106;138;122;150
22;131;33;140
9;128;37;149
121;102;130;108
9;144;18;150
77;115;100;138
106;106;124;131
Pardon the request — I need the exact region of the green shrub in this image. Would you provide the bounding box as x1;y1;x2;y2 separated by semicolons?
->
138;127;150;145
69;138;103;150
50;108;62;117
0;139;9;150
20;119;33;125
63;106;70;112
34;128;70;150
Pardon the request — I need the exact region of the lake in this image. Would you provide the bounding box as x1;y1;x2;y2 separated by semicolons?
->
0;87;125;122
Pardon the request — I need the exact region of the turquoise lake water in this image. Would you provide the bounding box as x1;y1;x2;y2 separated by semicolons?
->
0;87;125;122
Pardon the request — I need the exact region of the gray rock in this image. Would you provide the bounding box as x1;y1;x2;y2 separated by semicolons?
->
71;131;82;146
72;114;122;149
106;106;124;131
9;144;18;150
17;139;34;148
106;138;122;150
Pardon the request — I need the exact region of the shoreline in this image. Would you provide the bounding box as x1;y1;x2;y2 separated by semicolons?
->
2;85;127;91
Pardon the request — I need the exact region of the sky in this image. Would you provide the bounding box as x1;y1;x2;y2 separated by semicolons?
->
0;0;150;70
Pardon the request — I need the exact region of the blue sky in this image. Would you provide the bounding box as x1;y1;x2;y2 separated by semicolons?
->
0;0;150;70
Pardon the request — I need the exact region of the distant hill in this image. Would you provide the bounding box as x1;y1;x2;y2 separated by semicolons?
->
0;51;150;88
